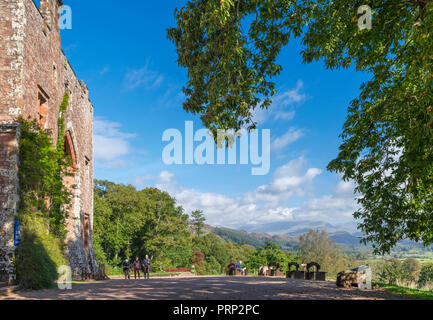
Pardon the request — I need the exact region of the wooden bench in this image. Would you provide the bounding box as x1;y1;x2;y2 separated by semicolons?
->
267;262;284;277
305;262;327;281
286;262;305;279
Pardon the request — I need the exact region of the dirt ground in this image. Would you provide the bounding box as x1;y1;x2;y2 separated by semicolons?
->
1;276;404;300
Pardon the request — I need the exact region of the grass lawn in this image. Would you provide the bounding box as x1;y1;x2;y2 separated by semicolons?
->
375;282;433;300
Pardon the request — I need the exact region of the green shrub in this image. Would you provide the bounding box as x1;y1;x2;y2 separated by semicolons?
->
378;258;405;285
205;256;222;274
419;263;433;287
195;264;206;276
402;258;421;282
15;216;67;290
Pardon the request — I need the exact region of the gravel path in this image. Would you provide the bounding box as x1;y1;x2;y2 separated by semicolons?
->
1;276;404;300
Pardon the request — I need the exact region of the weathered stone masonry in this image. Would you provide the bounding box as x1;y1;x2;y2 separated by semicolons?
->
0;0;97;282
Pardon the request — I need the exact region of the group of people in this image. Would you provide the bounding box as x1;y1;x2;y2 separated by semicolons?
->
122;255;151;280
227;260;247;276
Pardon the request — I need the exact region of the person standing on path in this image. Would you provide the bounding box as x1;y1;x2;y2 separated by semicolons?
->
142;255;151;279
133;257;141;279
236;260;247;276
122;259;131;279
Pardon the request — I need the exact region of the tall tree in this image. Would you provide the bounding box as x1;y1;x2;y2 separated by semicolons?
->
191;209;206;237
168;0;433;253
298;230;350;276
419;263;433;286
193;233;229;273
402;258;421;282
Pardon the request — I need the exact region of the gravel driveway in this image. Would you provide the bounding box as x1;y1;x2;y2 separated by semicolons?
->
1;276;404;300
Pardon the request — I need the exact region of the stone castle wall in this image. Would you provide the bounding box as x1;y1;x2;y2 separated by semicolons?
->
0;124;19;282
0;0;96;281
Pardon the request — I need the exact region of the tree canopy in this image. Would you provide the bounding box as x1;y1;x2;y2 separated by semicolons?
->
168;0;433;253
93;180;192;269
298;230;350;275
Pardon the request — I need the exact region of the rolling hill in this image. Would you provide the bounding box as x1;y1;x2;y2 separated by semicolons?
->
209;222;433;254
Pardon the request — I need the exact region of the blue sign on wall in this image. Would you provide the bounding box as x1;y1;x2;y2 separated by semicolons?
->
14;219;21;246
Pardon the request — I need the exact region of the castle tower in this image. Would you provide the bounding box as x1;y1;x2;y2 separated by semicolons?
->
0;0;97;283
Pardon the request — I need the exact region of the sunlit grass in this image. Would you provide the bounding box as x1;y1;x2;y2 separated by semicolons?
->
375;282;433;300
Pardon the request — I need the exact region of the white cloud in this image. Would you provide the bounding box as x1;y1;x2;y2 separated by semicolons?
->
158;171;175;183
124;61;164;90
291;180;359;223
245;157;322;205
253;80;307;124
271;128;304;152
275;80;307;106
152;157;331;229
93;118;136;167
274;111;296;121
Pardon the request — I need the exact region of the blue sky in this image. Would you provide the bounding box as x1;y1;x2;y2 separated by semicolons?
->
59;1;369;232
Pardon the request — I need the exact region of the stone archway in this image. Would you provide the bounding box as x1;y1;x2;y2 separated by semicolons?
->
64;131;77;172
63;130;78;236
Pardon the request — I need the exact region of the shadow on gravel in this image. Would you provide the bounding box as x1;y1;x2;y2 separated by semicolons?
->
1;276;405;300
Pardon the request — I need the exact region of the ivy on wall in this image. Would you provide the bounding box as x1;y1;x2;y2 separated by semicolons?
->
15;93;74;289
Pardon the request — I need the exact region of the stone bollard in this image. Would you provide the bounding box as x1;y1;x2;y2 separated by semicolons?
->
337;264;372;290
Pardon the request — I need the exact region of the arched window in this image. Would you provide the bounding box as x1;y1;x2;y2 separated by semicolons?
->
83;214;89;254
64;131;77;171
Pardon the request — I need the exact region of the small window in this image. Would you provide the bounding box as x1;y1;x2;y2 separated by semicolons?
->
85;156;90;166
83;214;90;254
53;64;58;84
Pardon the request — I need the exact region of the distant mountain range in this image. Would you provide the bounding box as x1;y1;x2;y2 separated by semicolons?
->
238;220;359;236
208;220;431;250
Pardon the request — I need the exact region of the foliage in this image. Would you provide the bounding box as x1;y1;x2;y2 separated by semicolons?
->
371;258;433;290
192;233;257;274
402;258;421;282
168;0;433;254
193;233;229;273
17;94;73;238
244;248;267;272
325;1;433;254
151;252;173;272
93;181;192;268
244;242;297;273
298;230;350;276
15;93;71;289
193;250;206;275
225;242;255;265
377;258;405;285
167;0;284;136
15;216;67;290
191;210;206;237
419;263;433;286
